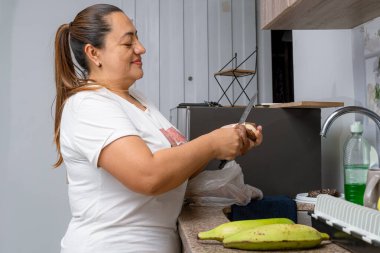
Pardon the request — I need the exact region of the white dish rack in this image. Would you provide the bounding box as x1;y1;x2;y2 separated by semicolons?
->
311;194;380;245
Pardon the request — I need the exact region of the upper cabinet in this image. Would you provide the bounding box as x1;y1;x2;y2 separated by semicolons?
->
260;0;380;30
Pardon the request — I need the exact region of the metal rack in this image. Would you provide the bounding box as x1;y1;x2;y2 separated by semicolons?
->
214;49;257;106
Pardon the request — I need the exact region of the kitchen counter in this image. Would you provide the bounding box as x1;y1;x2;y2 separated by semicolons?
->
178;205;350;253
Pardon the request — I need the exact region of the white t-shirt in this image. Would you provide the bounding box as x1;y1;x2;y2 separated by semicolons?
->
59;87;187;253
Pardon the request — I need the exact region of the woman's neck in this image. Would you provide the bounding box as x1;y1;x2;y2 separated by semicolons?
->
88;73;134;92
112;88;147;111
87;75;145;110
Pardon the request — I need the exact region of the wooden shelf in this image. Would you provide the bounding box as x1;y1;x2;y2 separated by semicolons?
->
214;69;256;77
260;0;380;30
256;101;344;108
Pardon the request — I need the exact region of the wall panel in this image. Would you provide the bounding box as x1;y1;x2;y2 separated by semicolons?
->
184;0;209;103
135;0;160;106
159;0;185;119
121;0;136;21
0;1;257;252
208;0;233;105
232;0;257;105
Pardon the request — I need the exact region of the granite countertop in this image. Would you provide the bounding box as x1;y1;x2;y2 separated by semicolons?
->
178;205;350;253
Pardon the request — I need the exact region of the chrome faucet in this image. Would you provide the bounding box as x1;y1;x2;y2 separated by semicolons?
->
320;106;380;137
321;106;380;165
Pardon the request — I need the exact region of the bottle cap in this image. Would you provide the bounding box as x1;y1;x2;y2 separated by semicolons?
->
350;121;363;133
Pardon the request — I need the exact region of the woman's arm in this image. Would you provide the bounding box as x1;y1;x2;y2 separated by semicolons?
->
99;124;261;195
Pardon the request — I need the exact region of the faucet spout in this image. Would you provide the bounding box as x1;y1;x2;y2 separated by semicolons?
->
321;106;380;137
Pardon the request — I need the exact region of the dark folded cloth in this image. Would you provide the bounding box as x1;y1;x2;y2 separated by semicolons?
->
229;195;297;223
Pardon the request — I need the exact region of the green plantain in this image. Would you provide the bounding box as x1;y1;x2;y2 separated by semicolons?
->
197;218;294;242
223;223;330;250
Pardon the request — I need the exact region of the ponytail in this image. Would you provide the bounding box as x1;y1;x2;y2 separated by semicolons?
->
53;24;71;167
53;24;92;167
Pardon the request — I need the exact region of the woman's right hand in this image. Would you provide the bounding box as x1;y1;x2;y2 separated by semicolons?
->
208;124;248;160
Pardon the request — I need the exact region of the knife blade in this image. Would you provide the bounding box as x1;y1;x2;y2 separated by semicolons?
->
219;94;257;169
238;93;257;124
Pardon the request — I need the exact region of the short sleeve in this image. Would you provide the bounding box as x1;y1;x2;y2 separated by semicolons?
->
72;94;139;168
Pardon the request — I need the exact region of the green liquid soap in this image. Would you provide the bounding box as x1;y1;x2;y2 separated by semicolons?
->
344;164;368;205
344;183;366;205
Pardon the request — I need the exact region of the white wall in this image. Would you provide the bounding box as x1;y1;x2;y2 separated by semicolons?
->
292;29;369;191
0;0;257;252
0;1;82;252
255;0;273;103
134;0;257;118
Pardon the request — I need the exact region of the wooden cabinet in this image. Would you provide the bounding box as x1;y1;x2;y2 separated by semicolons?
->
260;0;380;30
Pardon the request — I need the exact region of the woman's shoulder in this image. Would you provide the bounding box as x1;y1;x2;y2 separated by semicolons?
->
68;88;113;105
64;88;119;115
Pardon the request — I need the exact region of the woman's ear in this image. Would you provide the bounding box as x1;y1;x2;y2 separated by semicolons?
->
84;44;102;68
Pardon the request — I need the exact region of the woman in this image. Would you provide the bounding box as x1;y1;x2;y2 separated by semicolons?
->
54;4;262;253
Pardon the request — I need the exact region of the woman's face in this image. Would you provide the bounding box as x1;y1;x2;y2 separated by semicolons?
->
98;12;146;86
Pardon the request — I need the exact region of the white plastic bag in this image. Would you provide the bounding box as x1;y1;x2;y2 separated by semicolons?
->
185;160;263;207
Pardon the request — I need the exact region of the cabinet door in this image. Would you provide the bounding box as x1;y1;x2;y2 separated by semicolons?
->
260;0;297;29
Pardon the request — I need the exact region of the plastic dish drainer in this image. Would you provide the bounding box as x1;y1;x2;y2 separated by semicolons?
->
312;194;380;246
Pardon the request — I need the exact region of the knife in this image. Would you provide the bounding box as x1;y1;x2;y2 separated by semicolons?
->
218;94;257;169
238;93;257;124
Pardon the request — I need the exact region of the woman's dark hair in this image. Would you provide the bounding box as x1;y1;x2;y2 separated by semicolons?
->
53;4;123;167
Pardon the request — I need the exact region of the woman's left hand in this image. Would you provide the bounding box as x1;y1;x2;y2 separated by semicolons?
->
234;123;263;155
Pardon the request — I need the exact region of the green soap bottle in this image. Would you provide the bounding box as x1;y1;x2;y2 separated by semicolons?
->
343;121;370;205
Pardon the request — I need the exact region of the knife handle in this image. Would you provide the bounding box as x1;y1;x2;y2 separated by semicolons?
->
219;160;228;169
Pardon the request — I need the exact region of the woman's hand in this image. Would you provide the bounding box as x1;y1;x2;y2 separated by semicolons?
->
209;126;245;160
242;122;263;148
235;123;263;155
208;122;262;160
209;123;263;160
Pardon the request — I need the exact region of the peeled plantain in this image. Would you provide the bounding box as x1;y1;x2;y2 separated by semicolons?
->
197;218;294;242
223;223;329;251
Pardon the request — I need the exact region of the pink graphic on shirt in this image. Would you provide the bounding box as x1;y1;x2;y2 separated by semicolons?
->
160;127;187;147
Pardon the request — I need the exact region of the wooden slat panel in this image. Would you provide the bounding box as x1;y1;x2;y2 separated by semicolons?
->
264;101;344;108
